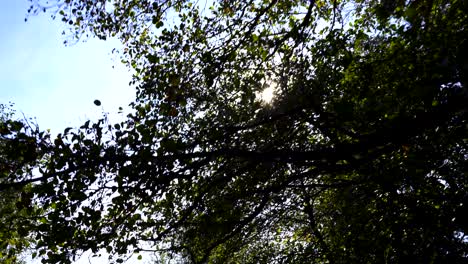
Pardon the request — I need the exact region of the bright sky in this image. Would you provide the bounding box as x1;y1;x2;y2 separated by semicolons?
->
0;0;135;136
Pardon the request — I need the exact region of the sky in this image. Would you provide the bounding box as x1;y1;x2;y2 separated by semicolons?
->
0;0;135;136
0;1;141;263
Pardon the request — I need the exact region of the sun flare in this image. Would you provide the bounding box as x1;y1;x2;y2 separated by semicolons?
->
260;86;274;103
256;80;277;104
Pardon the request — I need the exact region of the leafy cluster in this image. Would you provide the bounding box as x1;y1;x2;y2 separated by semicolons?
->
0;103;42;264
5;0;468;263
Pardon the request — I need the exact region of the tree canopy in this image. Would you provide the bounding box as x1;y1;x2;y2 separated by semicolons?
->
0;103;37;264
2;0;467;263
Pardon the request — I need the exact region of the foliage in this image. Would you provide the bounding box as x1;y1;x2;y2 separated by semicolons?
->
0;103;39;264
10;0;468;263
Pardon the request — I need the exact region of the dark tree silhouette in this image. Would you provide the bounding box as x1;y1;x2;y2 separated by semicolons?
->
1;0;467;263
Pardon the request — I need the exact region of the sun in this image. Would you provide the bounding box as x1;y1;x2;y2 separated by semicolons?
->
256;80;276;104
260;86;275;102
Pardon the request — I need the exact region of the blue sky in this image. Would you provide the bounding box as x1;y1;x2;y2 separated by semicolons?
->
0;1;135;136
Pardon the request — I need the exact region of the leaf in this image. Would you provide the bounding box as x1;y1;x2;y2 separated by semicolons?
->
147;54;158;63
155;21;164;28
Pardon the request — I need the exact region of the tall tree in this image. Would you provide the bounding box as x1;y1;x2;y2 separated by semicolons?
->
7;0;468;262
0;103;38;264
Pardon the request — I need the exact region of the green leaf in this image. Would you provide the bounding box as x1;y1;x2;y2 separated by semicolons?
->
155;21;164;28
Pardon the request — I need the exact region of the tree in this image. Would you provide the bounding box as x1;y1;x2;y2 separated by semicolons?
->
5;0;467;262
0;103;39;264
